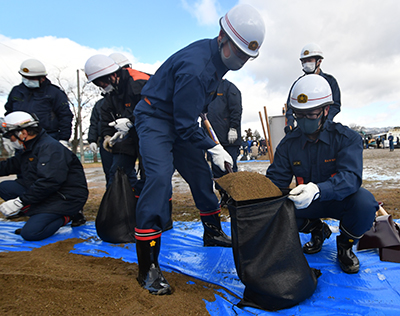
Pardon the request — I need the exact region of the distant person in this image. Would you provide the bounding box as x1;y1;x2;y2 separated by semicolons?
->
267;75;378;274
0;111;88;240
132;4;265;295
388;133;394;151
207;79;242;205
284;43;341;134
4;59;73;146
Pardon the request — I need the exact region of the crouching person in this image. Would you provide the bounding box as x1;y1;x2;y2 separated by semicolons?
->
0;111;89;241
267;75;378;274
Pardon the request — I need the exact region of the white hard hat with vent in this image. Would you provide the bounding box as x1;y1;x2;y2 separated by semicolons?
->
300;43;324;60
290;75;333;111
219;4;265;58
18;59;47;77
109;53;131;68
2;111;39;135
84;54;120;83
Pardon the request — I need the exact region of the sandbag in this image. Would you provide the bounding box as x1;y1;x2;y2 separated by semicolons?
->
228;194;319;311
95;168;136;243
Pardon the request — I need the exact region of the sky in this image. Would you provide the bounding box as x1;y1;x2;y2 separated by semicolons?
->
1;0;400;139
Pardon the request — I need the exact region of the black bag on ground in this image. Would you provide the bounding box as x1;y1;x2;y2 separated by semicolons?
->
95;168;136;243
228;194;319;311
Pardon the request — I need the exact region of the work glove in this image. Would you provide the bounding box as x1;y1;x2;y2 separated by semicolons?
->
59;140;69;148
288;182;320;209
89;142;98;152
103;135;113;153
284;125;293;135
0;197;24;217
109;131;128;145
109;118;133;133
228;128;238;144
2;138;15;154
208;144;233;172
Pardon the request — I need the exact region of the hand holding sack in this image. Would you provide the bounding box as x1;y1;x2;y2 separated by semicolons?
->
288;182;320;209
208;144;233;172
227;128;238;144
90;142;98;152
109;131;128;145
0;197;24;217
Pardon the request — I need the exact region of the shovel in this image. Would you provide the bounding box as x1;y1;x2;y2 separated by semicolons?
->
357;206;400;251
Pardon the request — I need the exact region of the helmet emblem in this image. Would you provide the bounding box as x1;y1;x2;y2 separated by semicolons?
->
22;68;30;73
303;50;309;56
297;94;308;103
248;41;259;51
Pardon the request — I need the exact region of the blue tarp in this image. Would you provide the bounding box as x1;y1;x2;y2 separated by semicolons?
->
1;218;400;315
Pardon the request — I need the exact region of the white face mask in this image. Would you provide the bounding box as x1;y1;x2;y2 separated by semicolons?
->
22;77;40;89
101;84;114;94
302;62;316;74
220;39;247;71
10;132;24;150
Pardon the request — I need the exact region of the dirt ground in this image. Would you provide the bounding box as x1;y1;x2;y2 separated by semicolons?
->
0;148;399;315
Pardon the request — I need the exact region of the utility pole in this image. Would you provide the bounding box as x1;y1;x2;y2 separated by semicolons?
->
77;69;84;164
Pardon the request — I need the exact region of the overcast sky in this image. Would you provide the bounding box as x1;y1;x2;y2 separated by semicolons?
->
1;0;399;137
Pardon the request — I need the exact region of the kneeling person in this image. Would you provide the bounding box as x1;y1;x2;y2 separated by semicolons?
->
267;75;378;274
0;111;89;241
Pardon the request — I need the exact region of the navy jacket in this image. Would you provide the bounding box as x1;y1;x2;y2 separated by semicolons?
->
285;70;341;127
4;78;73;141
207;79;242;147
87;98;104;144
135;37;229;150
101;68;149;156
267;121;363;202
0;130;88;216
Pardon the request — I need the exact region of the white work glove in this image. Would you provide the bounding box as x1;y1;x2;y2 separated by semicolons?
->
0;197;24;217
109;131;128;145
2;138;15;154
89;142;98;152
103;135;113;153
59;140;69;148
288;182;320;209
228;128;238;144
109;118;133;133
208;144;233;172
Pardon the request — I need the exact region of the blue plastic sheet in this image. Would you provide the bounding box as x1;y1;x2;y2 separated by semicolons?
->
1;218;400;315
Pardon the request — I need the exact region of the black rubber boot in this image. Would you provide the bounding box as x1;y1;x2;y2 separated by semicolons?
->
136;238;171;295
301;219;332;254
337;234;360;274
71;210;86;227
201;213;232;247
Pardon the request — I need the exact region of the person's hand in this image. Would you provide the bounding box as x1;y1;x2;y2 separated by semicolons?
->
0;197;24;217
59;140;69;148
284;125;293;135
228;128;238;144
109;131;127;145
109;118;133;133
2;138;14;154
103;136;113;153
288;182;320;209
208;144;233;172
89;142;98;152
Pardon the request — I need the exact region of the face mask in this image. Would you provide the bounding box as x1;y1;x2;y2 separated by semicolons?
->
296;117;321;135
220;39;247;71
302;62;316;74
101;84;114;94
10;132;24;150
22;77;40;89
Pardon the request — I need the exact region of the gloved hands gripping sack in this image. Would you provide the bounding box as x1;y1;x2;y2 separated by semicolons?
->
207;144;233;172
288;182;320;209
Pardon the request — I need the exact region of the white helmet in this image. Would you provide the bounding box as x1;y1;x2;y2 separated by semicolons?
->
2;111;39;136
18;59;47;77
109;53;131;68
300;43;324;60
290;74;333;111
84;54;120;83
220;4;265;58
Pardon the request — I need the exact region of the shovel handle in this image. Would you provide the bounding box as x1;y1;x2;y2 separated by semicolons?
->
224;161;233;174
378;206;388;216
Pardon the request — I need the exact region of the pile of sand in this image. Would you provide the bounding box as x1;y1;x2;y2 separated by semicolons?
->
216;171;282;201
